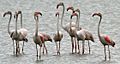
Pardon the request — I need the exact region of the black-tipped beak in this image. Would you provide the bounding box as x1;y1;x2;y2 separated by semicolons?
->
70;15;73;19
92;14;95;17
14;15;16;18
3;13;6;17
112;42;115;47
49;39;52;42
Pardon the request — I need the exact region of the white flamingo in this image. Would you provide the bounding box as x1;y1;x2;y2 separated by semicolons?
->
74;9;94;54
71;12;94;54
17;11;28;54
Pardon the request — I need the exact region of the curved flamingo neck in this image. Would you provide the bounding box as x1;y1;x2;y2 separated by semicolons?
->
57;14;60;33
20;12;23;28
15;13;18;34
35;16;39;37
8;13;12;35
98;16;102;40
60;4;65;29
77;11;80;30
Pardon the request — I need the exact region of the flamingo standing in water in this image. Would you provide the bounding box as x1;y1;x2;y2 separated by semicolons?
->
57;2;78;53
33;12;52;60
74;9;94;54
71;12;94;54
3;11;17;55
17;11;28;54
92;13;115;60
53;12;63;55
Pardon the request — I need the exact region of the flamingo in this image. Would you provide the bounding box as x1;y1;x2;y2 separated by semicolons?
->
3;11;22;55
17;11;28;54
3;11;17;55
57;2;77;53
92;13;115;60
12;11;21;56
53;12;63;55
74;9;94;54
33;12;52;60
71;12;94;54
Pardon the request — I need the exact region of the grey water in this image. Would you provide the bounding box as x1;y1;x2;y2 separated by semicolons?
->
0;0;120;64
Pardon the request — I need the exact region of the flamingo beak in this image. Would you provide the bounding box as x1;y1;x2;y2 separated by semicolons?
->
49;39;52;42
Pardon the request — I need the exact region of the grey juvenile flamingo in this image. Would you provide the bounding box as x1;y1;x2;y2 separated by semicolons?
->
53;12;63;55
57;2;78;53
3;11;17;55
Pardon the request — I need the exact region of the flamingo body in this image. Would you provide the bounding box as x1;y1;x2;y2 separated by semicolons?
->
54;31;63;42
100;34;115;47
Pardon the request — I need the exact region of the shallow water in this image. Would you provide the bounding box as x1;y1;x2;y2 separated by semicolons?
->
0;0;120;64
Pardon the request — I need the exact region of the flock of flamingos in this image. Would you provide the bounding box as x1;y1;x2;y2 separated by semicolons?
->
3;2;115;61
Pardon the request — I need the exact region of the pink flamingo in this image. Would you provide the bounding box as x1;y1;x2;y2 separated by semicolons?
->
74;9;94;54
71;12;94;54
17;11;28;54
33;12;52;60
53;12;63;55
92;13;115;60
57;2;77;53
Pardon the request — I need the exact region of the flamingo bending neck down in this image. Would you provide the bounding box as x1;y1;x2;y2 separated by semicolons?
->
53;12;63;55
33;12;52;60
92;13;115;60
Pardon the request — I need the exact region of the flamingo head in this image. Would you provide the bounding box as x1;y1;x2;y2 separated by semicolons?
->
17;11;22;15
70;12;78;19
55;12;59;17
3;11;12;17
111;40;115;47
67;6;74;12
47;36;52;42
56;2;64;9
34;12;42;17
74;9;80;13
92;13;102;18
14;12;18;19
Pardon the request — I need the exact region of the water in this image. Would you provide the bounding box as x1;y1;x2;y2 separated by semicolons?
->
0;0;120;64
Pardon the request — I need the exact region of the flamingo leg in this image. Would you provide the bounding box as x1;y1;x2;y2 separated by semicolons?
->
22;41;24;54
13;40;15;55
77;40;80;54
104;45;107;61
15;40;18;56
88;40;90;54
108;45;111;60
17;41;20;54
39;46;42;60
55;42;59;55
82;40;85;54
44;43;48;54
74;38;77;53
42;43;44;54
58;41;60;55
36;44;38;60
71;37;74;54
